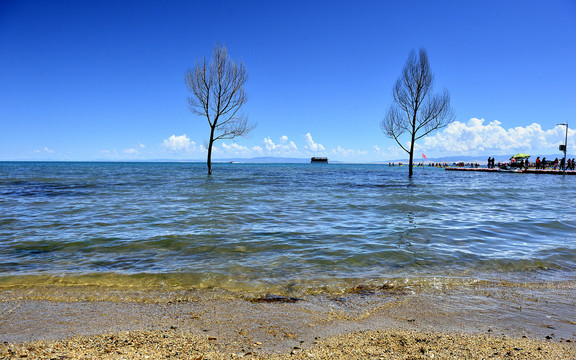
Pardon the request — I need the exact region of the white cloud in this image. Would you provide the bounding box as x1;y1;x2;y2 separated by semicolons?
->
159;122;570;162
263;136;298;154
304;133;325;152
159;133;382;161
332;146;367;158
263;137;275;152
33;146;54;154
162;134;196;152
421;118;575;155
220;142;262;155
123;148;139;155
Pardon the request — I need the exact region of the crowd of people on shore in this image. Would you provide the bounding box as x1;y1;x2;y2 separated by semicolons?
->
387;156;575;171
488;156;576;170
532;156;576;170
452;162;480;168
388;162;450;167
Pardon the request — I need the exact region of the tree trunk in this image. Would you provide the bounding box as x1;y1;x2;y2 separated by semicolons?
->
207;126;216;175
408;123;416;178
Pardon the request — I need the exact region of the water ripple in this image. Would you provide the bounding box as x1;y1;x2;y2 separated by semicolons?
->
1;162;575;293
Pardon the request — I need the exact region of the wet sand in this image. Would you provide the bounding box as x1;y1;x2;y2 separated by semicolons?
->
1;283;575;358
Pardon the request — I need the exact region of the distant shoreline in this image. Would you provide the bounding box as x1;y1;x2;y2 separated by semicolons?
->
2;154;573;164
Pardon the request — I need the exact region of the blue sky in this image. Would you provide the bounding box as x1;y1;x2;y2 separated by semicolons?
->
1;0;575;162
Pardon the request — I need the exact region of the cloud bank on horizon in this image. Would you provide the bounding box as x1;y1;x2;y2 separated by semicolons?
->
152;118;574;162
26;118;574;162
421;119;574;157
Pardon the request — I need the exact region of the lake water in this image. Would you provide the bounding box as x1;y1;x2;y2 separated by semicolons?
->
1;162;575;298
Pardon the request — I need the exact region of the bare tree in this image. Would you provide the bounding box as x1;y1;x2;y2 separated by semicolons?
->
186;44;255;174
381;48;454;177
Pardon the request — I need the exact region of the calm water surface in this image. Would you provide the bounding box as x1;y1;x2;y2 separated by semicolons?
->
1;162;575;296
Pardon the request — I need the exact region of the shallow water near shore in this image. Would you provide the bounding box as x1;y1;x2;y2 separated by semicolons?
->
1;161;575;300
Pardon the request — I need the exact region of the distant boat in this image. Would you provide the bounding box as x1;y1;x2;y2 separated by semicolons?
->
311;157;328;163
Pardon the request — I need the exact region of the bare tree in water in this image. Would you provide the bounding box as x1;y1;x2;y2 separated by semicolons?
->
186;44;255;175
381;48;454;177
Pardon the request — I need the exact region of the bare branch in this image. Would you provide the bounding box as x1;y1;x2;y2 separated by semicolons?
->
381;107;409;154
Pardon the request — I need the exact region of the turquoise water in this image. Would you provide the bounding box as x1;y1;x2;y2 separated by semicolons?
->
1;162;575;295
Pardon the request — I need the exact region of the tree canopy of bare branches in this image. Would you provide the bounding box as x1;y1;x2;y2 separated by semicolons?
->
381;48;454;177
186;44;255;174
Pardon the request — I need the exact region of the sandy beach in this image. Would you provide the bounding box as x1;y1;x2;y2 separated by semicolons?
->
1;282;575;359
